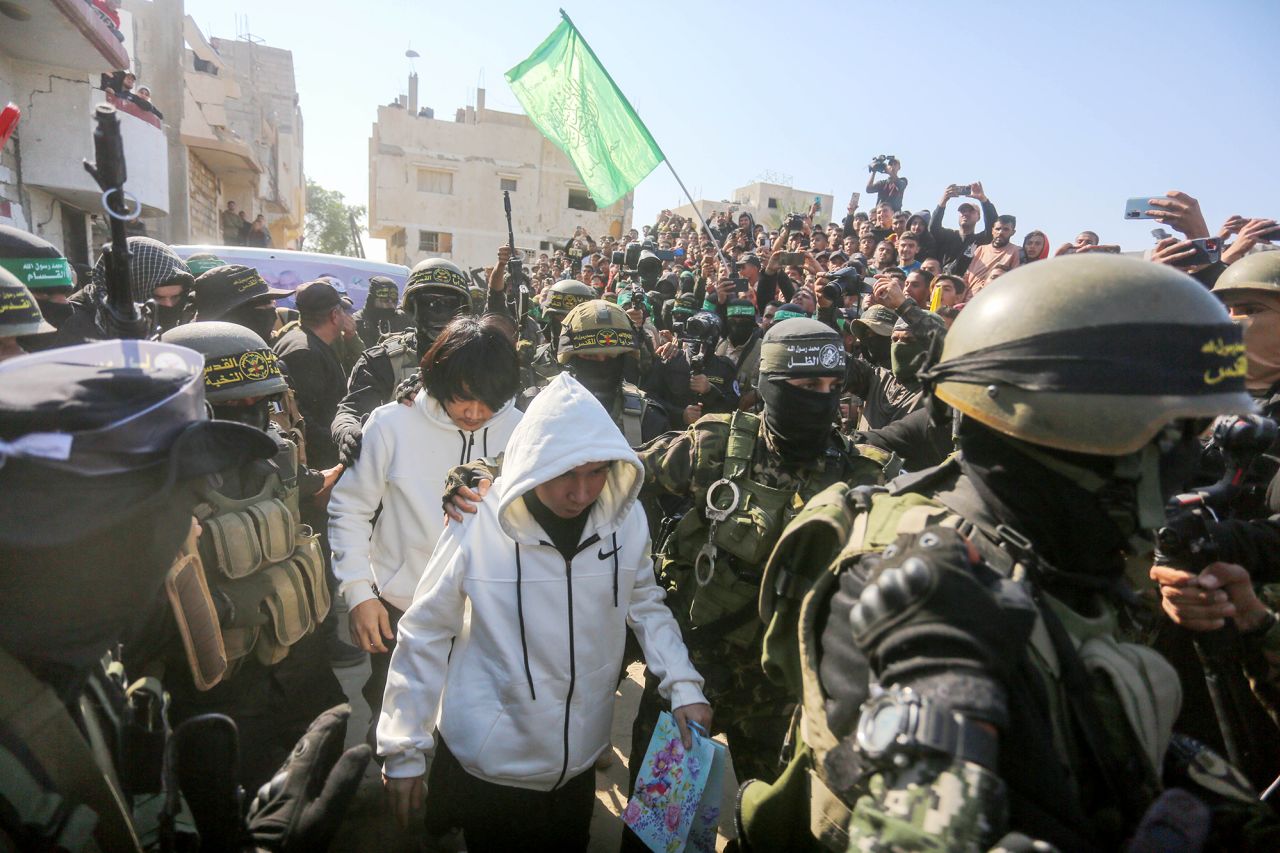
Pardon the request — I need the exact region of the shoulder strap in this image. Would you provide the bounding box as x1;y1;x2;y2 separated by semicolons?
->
0;649;142;852
723;410;760;481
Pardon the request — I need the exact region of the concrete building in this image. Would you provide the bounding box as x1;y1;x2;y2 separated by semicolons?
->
0;0;166;268
0;1;306;263
672;181;835;231
368;78;632;271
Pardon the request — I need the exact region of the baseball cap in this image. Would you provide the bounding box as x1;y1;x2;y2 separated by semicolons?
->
738;253;762;269
851;305;898;339
957;202;978;213
192;265;291;321
295;280;353;315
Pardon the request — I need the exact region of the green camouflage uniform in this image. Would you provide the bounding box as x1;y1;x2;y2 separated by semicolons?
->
630;413;895;786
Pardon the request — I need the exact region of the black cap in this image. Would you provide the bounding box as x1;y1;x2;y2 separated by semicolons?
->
295;280;354;315
738;253;762;269
192;264;291;321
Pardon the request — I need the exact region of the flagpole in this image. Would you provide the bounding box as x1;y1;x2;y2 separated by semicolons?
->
558;9;734;272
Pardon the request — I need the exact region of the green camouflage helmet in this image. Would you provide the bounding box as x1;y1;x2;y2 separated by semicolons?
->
543;279;595;319
401;257;470;308
557;299;640;364
161;320;288;403
1213;251;1280;298
927;255;1254;456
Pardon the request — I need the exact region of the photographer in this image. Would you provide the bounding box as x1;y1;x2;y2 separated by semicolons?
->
930;181;999;276
643;309;739;427
715;296;763;409
866;155;908;212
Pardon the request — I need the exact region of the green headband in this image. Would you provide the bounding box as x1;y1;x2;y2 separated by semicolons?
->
727;304;755;318
772;308;808;322
186;257;227;276
0;257;73;290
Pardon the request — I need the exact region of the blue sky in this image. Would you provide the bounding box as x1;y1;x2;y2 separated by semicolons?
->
186;0;1280;253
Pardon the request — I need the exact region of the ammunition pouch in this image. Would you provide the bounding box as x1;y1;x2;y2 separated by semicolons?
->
191;441;330;672
165;522;228;692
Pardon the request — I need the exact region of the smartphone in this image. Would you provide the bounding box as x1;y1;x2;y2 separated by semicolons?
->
954;184;972;196
731;277;749;295
849;191;860;209
776;251;806;266
1258;224;1280;243
1124;197;1161;220
813;195;822;213
1173;237;1221;268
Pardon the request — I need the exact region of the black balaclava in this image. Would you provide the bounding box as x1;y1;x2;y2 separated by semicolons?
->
152;301;186;334
757;317;847;467
411;291;466;358
570;355;626;412
862;334;892;370
760;375;839;466
212;399;272;433
33;295;74;328
224;302;278;344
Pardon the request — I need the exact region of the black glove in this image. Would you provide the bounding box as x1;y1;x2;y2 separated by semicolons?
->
246;704;372;852
393;372;423;405
1124;788;1210;853
849;528;1037;725
335;423;363;467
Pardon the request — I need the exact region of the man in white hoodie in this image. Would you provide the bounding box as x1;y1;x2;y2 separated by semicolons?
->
328;315;524;746
378;373;711;852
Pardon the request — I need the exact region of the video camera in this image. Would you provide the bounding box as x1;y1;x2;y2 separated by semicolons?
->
820;261;873;304
868;154;897;174
783;213;807;231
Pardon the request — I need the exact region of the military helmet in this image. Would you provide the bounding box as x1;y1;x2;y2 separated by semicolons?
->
557;299;640;364
1213;251;1280;298
759;317;847;379
0;267;56;337
927;255;1254;456
401;257;470;308
161;320;288;403
544;279;595;319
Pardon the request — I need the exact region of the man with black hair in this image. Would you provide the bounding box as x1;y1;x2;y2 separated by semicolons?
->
330;314;524;750
965;214;1020;294
930;182;999;276
274;281;355;471
896;232;923;273
871;240;899;274
866;156;908;211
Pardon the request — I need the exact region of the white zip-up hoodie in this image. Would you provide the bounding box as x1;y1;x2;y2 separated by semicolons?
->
328;390;522;613
378;374;706;789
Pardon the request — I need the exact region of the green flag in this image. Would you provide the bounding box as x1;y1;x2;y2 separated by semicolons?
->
506;16;663;208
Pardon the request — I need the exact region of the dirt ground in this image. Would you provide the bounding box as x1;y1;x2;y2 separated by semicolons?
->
328;655;737;852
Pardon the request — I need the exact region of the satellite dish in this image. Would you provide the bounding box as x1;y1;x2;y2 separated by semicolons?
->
405;50;420;59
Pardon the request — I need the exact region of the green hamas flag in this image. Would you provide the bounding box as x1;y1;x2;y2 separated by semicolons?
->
506;16;663;208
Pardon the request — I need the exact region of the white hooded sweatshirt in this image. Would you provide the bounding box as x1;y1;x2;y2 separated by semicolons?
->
328;390;522;613
378;374;706;789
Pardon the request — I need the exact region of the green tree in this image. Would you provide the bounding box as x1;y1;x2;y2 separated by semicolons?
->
304;179;366;256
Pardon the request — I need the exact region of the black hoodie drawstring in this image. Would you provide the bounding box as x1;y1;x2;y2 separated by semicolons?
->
483;427;489;458
611;532;619;608
457;430;476;465
514;543;536;701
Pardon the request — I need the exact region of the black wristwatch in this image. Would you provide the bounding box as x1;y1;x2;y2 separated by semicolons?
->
855;686;999;770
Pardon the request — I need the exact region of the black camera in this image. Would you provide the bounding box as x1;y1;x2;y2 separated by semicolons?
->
684;315;712;341
868;154;896;174
821;281;844;304
784;213;806;230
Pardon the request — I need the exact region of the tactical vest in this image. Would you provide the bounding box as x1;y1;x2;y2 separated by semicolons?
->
663;412;893;650
743;467;1189;853
372;329;420;388
180;433;329;677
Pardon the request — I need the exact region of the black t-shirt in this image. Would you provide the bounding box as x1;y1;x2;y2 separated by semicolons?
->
870;176;908;212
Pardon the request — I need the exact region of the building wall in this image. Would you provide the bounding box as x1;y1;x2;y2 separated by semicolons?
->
671;182;835;232
369;87;632;271
187;150;219;244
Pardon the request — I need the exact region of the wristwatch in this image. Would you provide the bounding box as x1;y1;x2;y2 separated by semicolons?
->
855;686;998;770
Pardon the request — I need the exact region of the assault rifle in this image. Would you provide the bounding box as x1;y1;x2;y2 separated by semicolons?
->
1155;413;1279;791
83;104;148;338
503;191;529;321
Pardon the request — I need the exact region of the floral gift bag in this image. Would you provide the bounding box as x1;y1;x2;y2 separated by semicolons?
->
623;711;727;853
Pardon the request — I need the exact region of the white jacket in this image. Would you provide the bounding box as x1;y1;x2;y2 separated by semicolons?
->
378;374;706;789
328;390;522;613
